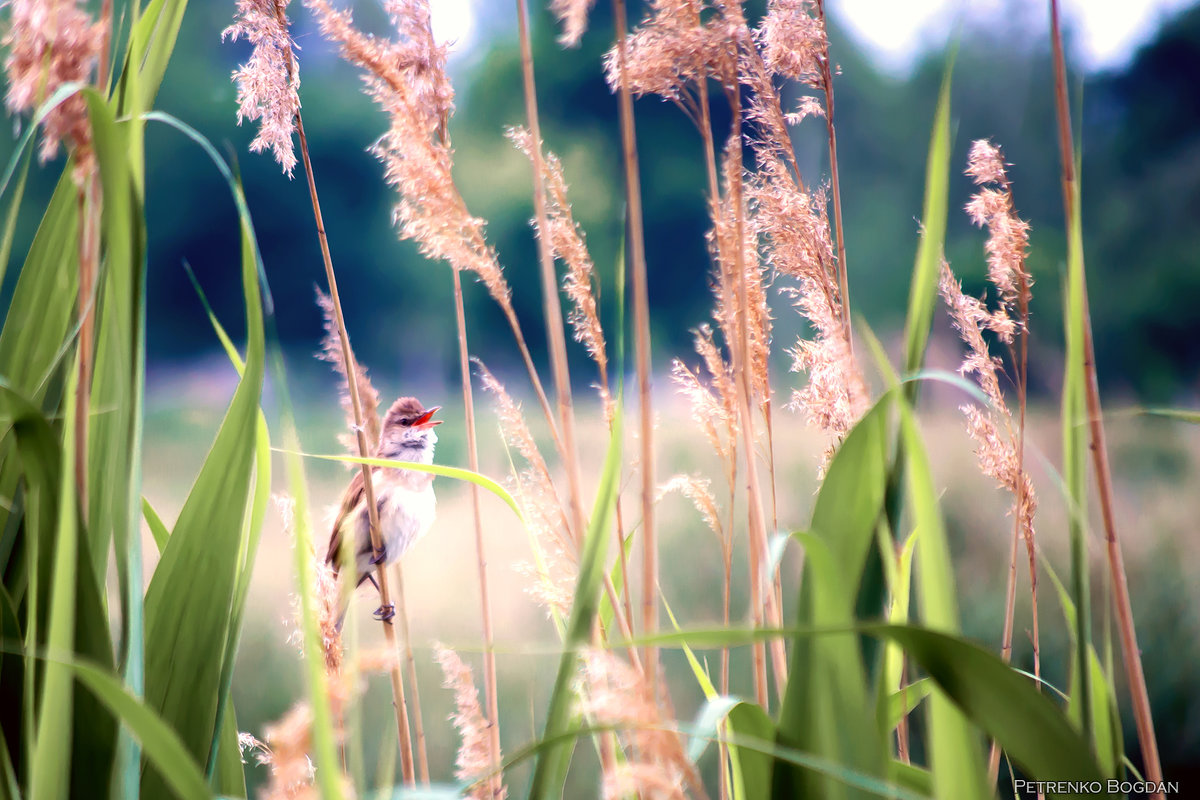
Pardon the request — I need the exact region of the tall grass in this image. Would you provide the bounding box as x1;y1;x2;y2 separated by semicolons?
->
0;1;1178;799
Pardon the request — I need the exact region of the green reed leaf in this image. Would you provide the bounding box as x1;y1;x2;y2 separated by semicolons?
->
873;625;1109;790
285;450;523;523
901;55;954;382
776;393;891;799
529;406;622;799
72;661;210;800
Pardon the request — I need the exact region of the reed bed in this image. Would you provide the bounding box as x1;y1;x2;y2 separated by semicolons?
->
0;0;1181;799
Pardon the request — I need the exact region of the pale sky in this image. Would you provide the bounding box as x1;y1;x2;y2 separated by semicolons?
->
429;0;1194;71
830;0;1195;71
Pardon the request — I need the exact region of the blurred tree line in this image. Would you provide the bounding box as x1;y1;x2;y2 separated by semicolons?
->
1;1;1196;400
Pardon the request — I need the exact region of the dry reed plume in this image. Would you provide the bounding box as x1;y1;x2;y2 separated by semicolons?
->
550;0;595;47
941;139;1040;780
316;289;382;452
508;126;611;413
302;0;505;304
475;359;577;617
580;649;704;800
435;645;508;799
223;0;301;176
3;0;106;178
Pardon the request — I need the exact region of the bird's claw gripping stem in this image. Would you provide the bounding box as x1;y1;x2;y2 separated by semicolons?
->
373;604;396;623
370;546;387;566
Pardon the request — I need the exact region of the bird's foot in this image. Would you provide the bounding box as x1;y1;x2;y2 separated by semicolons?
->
369;546;387;566
373;603;396;623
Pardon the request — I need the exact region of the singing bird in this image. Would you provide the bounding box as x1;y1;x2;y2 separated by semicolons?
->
327;397;441;622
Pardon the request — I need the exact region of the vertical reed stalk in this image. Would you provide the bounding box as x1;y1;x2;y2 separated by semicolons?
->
515;0;589;551
452;268;504;797
392;567;430;784
611;0;659;691
293;106;415;786
690;53;746;711
272;0;415;776
987;267;1037;783
725;84;788;703
1017;314;1040;696
1049;2;1162;791
814;0;850;347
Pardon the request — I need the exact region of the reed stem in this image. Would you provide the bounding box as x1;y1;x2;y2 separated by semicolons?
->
814;0;851;347
515;0;589;555
452;268;504;797
611;0;659;693
1049;2;1162;791
392;567;429;785
725;83;788;704
689;25;763;710
292;93;415;787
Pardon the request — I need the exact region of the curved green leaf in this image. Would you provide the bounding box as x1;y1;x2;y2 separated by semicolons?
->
727;702;775;800
874;625;1110;790
285;450;523;523
528;407;621;799
777;395;891;799
901;56;954;381
141;192;264;798
896;393;989;799
72;661;211;800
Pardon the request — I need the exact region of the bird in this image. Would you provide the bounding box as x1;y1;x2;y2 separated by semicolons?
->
326;396;441;624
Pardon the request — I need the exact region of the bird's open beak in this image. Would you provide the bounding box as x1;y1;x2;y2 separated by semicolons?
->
413;406;443;429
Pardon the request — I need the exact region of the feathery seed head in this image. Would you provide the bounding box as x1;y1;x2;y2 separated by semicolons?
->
579;650;695;800
3;0;106;181
550;0;596;47
965;138;1008;186
507;127;608;382
314;289;382;453
658;474;723;541
305;0;511;306
604;0;724;101
758;0;825;84
435;645;505;798
224;0;301;176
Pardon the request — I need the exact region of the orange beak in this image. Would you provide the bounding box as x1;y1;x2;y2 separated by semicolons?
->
413;406;442;429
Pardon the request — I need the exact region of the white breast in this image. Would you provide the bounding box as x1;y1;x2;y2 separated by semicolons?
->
379;482;437;561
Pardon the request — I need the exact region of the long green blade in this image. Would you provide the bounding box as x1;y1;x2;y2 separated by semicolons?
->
529;408;622;798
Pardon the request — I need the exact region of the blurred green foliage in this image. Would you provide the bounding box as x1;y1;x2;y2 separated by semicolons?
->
2;1;1197;398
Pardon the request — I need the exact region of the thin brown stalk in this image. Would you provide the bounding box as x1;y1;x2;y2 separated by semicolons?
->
1016;293;1040;696
725;85;788;703
292;76;415;789
813;0;850;345
515;0;589;556
452;268;504;797
611;0;659;692
987;262;1038;783
691;47;752;713
1049;1;1163;790
392;566;430;785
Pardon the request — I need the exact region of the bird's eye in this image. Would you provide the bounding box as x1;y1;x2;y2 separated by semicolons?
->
399;417;412;426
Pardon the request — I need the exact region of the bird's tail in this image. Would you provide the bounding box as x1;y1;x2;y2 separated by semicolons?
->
333;569;374;632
